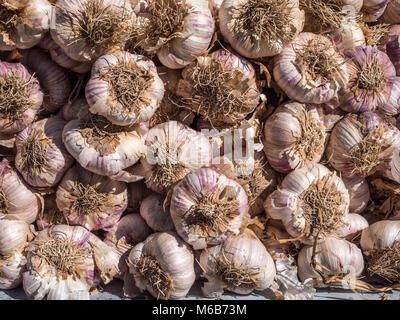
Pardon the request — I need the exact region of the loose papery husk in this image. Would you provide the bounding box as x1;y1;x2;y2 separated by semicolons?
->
0;250;27;290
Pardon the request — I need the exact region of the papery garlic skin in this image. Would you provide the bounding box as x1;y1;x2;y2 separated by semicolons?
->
339;46;400;115
273;32;349;105
170;168;248;250
142;121;211;194
36;194;67;231
140;193;174;232
327;112;400;179
219;0;304;58
336;213;369;239
331;20;366;53
62;110;147;178
51;0;135;63
0;62;43;134
264;163;350;244
37;34;92;74
0;251;27;289
0;160;41;224
297;237;364;285
56;164;128;231
61;97;89;122
20;48;72;114
263;102;328;173
86;51;165;126
360;220;400;251
0;0;52;50
382;0;400;23
176;49;259;125
15;117;74;188
127;231;195;299
362;0;389;22
200;230;276;296
0;217;32;255
342;176;370;214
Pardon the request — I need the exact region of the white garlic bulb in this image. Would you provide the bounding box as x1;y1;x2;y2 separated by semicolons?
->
0;251;27;290
200;229;276;297
219;0;304;58
86;51;165;126
342;176;370;214
331;19;366;53
0;215;32;255
126;231;196;299
140;193;175;232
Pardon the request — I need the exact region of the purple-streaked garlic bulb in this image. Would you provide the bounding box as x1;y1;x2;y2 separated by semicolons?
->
219;0;304;58
126;231;195;299
175;49;259;125
386;25;400;76
297;237;364;286
342;176;371;214
37;34;92;74
170;167;249;250
263;102;329;173
51;0;135;63
273;32;349;105
56;164;128;231
382;0;400;23
62;109;147;178
127;180;152;212
142;121;211;194
127;0;214;69
200;229;276;297
61;97;89;122
264;163;351;244
326;112;400;179
0;159;42;224
0;250;27;290
212;151;278;217
339;46;400;115
36;194;67;231
360;220;400;282
23;224;121;300
86;51;165;126
15;117;74;188
331;19;366;53
0;61;43;134
336;213;369;239
20;48;71;114
0;215;32;255
140;193;174;232
362;0;389;22
0;0;52;50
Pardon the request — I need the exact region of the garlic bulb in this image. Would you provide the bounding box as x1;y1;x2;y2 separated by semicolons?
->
265;163;350;244
336;213;369;239
360;220;400;282
342;176;370;214
0;0;52;50
170;168;249;250
362;0;389;22
297;237;364;286
51;0;135;63
61;97;89;122
86;51;165;126
0;159;42;224
37;34;92;74
0;251;27;289
23;224;121;300
36;194;67;231
127;180;152;212
126;231;195;299
56;164;128;231
20;48;72;114
273;32;349;105
200;229;276;297
0;216;32;255
219;0;304;58
142;121;211;194
382;0;400;23
62;109;146;178
339;46;400;115
331;19;366;53
127;0;215;69
386;25;400;76
326;112;400;179
140;193;174;232
15;117;74;188
175;49;259;125
263;102;329;173
0;61;43;134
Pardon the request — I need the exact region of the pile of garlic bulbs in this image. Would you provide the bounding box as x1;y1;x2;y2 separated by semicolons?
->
1;0;400;300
